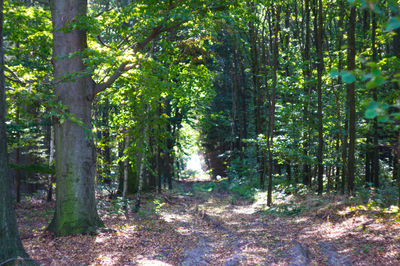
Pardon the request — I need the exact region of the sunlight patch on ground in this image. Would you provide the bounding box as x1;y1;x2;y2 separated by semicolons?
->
136;258;173;265
95;236;106;244
93;253;118;265
160;212;193;224
294;217;308;223
233;205;256;215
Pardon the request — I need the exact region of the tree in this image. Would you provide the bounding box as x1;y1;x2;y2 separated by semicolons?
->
346;4;356;193
266;4;280;206
0;0;32;262
302;0;312;186
316;0;324;194
48;0;225;235
47;0;104;235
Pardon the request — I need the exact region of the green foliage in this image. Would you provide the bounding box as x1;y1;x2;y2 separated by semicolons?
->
386;16;400;31
9;163;54;175
354;180;399;208
193;182;216;192
136;198;166;217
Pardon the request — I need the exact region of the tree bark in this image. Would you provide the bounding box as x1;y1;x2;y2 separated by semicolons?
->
316;0;324;194
0;0;32;261
248;2;263;189
397;132;400;208
48;0;103;235
267;4;280;207
47;124;55;202
122;136;129;204
102;99;111;184
134;124;147;211
371;12;380;187
338;0;347;194
347;5;356;193
302;0;312;186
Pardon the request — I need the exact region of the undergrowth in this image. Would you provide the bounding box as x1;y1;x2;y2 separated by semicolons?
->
216;171;399;218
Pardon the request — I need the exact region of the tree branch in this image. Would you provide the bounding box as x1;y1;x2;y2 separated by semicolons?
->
92;0;224;95
97;35;113;49
95;20;187;95
32;0;49;6
4;66;28;86
94;62;128;95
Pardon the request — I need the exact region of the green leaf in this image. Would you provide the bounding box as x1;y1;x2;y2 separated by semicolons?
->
392;113;400;121
365;109;378;119
366;81;377;89
386;17;400;31
330;69;339;79
365;101;379;119
378;116;389;123
342;72;356;84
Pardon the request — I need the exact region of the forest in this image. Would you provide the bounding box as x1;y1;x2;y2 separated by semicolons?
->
0;0;400;265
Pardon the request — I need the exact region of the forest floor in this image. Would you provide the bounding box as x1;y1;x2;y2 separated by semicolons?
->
16;179;400;265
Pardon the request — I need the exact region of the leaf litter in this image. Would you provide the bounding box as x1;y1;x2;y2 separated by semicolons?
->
15;181;400;265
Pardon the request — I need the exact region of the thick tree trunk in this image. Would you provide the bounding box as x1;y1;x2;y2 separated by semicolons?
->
48;0;103;235
0;0;32;261
347;5;356;193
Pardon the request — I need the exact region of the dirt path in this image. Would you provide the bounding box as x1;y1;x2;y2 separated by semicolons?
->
162;180;354;265
17;180;399;265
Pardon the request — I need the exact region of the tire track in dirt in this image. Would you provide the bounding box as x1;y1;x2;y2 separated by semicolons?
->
169;181;354;265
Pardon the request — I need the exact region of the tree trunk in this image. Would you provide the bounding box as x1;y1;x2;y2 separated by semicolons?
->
365;134;372;185
134;125;147;212
249;3;263;189
102;99;111;184
327;166;332;192
316;0;324;195
48;0;103;235
267;4;280;207
397;131;400;208
0;0;32;261
157;103;162;193
148;135;156;190
239;48;248;142
47;124;55;202
260;13;268;190
122;136;129;204
337;0;347;194
371;12;380;187
347;5;356;193
287;160;292;181
15;106;21;203
302;0;312;186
